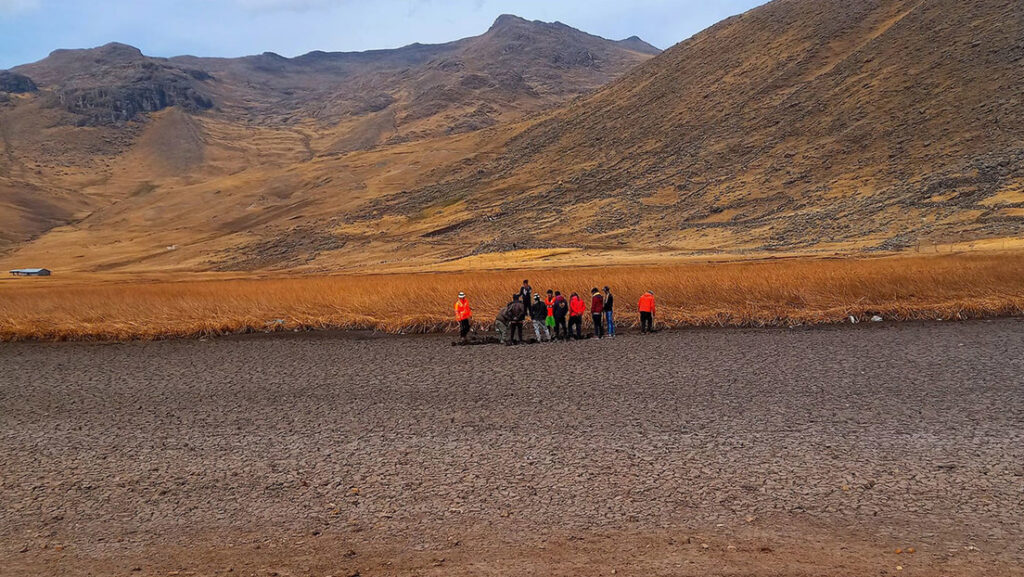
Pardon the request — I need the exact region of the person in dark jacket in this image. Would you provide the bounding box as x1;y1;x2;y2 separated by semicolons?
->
603;286;615;338
519;280;533;319
552;291;569;340
507;293;527;344
530;294;551;342
590;288;605;339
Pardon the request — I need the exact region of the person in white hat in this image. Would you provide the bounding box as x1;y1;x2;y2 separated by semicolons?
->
454;292;472;343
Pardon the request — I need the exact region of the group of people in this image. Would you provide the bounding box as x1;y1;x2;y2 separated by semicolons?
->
453;280;658;345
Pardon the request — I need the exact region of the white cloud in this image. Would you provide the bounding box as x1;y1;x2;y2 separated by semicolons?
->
0;0;40;14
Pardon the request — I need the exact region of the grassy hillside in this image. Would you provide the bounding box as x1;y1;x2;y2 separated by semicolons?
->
0;16;657;272
1;0;1021;275
383;0;1024;259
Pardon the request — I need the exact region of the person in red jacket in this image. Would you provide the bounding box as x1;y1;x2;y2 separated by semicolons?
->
638;290;656;334
568;292;587;340
590;287;605;339
454;292;472;343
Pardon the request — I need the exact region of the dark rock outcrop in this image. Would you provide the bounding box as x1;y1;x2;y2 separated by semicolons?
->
50;61;213;125
0;71;38;93
12;43;214;125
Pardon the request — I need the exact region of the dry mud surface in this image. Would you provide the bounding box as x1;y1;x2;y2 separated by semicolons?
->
2;320;1024;576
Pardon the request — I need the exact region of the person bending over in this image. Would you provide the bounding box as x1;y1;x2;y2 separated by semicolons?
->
507;293;527;345
494;301;512;345
638;290;656;334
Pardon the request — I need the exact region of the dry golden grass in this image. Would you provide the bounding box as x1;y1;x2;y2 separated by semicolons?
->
1;253;1022;341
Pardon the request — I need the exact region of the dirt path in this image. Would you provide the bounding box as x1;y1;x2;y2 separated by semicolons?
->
2;320;1023;576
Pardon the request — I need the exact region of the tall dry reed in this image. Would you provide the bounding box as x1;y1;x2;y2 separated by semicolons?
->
1;253;1022;341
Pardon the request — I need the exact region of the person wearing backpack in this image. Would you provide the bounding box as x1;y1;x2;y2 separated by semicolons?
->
530;294;551;342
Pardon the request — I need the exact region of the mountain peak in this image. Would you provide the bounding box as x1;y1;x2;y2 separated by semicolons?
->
616;35;661;55
98;42;143;54
489;14;529;31
44;42;145;64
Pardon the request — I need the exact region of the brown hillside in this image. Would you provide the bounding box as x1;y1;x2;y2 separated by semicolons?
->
397;0;1024;257
0;16;657;269
14;16;656;135
3;1;1022;274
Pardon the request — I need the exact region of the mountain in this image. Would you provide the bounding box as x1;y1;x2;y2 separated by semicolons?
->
12;15;657;134
0;16;658;267
13;43;214;126
392;0;1024;257
3;0;1022;275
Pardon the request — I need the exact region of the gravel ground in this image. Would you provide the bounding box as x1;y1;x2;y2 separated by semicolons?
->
2;320;1024;576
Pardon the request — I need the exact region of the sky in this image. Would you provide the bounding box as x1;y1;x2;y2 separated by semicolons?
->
0;0;768;70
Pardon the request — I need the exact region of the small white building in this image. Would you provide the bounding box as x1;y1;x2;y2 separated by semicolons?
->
9;268;51;277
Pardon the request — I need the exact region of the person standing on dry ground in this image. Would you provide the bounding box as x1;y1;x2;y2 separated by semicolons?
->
545;290;557;335
553;291;569;340
454;292;472;343
494;300;512;345
530;294;551;342
639;290;656;334
568;292;587;340
508;293;527;345
603;286;615;338
520;280;533;319
590;287;605;339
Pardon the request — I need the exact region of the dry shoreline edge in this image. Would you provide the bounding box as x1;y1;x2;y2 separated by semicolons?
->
2;310;1021;345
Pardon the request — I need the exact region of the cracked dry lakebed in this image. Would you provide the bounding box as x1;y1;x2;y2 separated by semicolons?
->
2;320;1023;576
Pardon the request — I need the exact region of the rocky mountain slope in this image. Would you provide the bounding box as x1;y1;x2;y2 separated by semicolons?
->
12;15;657;135
378;0;1024;258
0;16;658;265
2;0;1022;274
0;72;37;94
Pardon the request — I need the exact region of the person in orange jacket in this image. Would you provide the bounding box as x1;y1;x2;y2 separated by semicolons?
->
454;292;472;342
568;292;587;340
638;290;656;334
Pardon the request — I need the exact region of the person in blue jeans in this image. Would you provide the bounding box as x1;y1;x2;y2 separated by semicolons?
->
603;286;616;338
